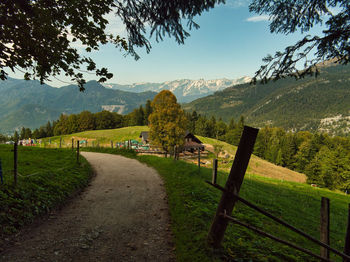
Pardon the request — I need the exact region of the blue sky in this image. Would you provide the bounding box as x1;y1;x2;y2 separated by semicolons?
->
9;0;325;86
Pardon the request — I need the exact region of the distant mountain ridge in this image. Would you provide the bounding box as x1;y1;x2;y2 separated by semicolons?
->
184;64;350;136
103;77;251;102
0;78;156;134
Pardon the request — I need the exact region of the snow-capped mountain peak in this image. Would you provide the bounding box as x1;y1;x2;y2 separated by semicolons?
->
104;76;251;102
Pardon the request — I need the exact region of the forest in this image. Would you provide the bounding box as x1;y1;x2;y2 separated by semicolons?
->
4;103;350;192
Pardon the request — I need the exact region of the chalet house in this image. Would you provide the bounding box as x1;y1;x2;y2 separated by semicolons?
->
139;131;204;152
183;131;205;153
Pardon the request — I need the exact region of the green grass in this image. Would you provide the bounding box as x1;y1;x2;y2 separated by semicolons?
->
41;126;149;147
197;136;237;156
0;145;92;237
83;147;350;261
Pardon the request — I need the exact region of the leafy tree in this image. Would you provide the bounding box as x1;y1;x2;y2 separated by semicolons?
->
149;90;187;153
144;100;153;125
20;127;26;140
215;120;227;140
250;0;350;82
195;116;211;137
13;131;19;142
95;111;115;130
77;111;95;131
53;114;69;135
24;128;32;139
45;121;54;137
213;144;224;158
0;134;7;143
1;0;223;89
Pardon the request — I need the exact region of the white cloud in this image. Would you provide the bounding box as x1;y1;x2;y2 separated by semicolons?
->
246;15;269;22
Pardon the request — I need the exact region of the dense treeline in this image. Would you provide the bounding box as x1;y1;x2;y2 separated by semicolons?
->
6;104;350;192
186;111;350;192
12;100;153;140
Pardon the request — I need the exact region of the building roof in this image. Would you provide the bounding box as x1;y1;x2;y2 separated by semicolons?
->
139;131;149;141
184;131;202;144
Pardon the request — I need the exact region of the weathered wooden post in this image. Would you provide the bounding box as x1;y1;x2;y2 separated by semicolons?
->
71;138;74;151
320;197;330;259
212;159;218;184
59;137;62;148
49;138;51;145
111;141;113;148
77;140;80;164
14;143;18;186
344;204;350;262
208;126;258;248
198;148;201;170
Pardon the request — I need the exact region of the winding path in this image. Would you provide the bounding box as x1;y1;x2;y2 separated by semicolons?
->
1;152;175;262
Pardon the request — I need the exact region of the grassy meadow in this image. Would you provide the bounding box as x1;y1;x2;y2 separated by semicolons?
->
7;126;349;261
83;146;350;261
0;145;92;238
40;126;149;147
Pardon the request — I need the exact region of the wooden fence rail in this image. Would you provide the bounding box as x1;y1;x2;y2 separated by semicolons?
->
207;125;350;261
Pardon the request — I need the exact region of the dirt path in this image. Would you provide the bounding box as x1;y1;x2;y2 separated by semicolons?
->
1;152;175;262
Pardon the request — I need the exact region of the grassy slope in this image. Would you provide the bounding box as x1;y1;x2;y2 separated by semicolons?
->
41;127;349;261
44;126;306;183
0;145;92;237
82;147;350;261
41;126;149;147
196;136;306;183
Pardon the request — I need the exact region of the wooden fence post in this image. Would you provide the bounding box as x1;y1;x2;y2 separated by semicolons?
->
71;138;74;151
208;126;259;248
344;204;350;262
198;148;201;170
77;140;80;164
320;197;330;259
111;141;113;148
212;159;218;184
59;137;62;148
97;141;99;147
14;143;18;186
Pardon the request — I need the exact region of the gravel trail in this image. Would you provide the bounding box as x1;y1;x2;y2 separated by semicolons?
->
1;152;175;262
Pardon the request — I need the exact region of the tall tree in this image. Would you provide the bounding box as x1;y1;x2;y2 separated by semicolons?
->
144;100;153;125
1;0;223;89
149;90;187;153
250;0;350;82
13;131;19;142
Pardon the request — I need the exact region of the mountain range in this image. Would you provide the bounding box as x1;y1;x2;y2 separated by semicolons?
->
0;78;156;134
183;63;350;136
103;77;251;103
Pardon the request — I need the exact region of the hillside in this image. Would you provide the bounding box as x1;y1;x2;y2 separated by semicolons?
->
42;126;306;183
0;78;156;134
183;64;350;135
104;77;251;103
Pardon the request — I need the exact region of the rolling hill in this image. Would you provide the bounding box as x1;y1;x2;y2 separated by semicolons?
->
41;126;306;183
0;78;156;134
183;63;350;136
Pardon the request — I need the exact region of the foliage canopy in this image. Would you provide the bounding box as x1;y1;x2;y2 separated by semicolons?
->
250;0;350;82
148;90;187;152
1;0;223;90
